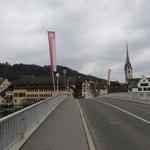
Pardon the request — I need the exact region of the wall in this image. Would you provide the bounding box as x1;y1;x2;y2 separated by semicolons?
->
129;92;150;100
99;89;108;95
0;79;10;93
12;88;74;106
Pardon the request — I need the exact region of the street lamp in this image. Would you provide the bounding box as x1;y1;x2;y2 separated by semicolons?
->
56;73;60;94
63;70;67;91
67;80;69;90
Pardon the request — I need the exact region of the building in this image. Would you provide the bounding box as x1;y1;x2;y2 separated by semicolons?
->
5;76;74;106
124;44;133;83
0;96;4;105
123;43;150;100
0;78;10;93
82;80;93;98
108;81;128;93
128;76;150;92
128;76;150;100
99;88;108;95
4;85;14;105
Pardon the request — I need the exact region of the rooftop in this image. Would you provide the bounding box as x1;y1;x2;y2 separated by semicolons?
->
12;76;66;89
0;78;6;86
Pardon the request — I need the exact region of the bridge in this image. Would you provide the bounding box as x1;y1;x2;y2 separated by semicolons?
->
0;95;92;150
1;93;150;150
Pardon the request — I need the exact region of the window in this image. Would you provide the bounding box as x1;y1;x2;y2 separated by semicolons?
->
83;85;86;88
44;94;48;97
19;93;25;97
144;88;147;91
129;88;132;91
140;83;148;86
138;88;142;91
14;93;19;97
39;94;43;97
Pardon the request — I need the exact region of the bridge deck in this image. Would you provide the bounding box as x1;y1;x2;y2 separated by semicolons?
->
20;97;89;150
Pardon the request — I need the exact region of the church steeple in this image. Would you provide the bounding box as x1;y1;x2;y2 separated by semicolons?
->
124;43;133;83
126;43;130;64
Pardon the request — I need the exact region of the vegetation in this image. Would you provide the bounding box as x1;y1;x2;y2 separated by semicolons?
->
0;62;106;84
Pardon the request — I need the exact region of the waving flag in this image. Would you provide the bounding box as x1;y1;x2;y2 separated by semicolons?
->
48;31;57;72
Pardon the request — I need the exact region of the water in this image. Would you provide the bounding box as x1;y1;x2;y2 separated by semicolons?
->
0;106;21;119
0;105;27;119
0;111;7;118
0;109;13;118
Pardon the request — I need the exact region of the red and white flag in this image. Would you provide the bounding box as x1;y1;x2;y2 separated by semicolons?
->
48;31;57;72
107;69;111;86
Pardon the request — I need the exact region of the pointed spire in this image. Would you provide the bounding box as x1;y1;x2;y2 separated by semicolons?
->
126;42;130;64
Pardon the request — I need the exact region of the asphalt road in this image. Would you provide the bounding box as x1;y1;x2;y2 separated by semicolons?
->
79;98;150;150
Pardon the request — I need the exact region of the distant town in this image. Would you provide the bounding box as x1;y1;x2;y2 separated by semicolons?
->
0;62;125;111
0;45;150;116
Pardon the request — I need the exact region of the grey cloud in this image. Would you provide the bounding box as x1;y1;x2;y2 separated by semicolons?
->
0;0;149;82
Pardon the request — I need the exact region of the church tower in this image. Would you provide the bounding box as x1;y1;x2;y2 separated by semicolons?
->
124;43;133;83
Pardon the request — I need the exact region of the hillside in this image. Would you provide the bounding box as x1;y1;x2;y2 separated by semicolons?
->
0;62;106;85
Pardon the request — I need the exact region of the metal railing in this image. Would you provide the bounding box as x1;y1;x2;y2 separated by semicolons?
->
0;95;67;150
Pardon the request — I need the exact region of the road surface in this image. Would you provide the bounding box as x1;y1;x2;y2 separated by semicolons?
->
79;97;150;150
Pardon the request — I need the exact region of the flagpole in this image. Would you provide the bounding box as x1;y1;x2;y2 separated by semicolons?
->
52;71;56;92
47;31;57;92
56;73;60;94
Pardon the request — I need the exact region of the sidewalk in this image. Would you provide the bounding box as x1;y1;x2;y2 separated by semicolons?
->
20;97;89;150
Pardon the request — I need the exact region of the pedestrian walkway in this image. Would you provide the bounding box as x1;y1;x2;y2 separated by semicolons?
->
20;97;89;150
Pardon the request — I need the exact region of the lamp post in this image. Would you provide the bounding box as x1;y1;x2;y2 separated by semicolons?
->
56;73;60;94
63;70;67;91
67;80;69;90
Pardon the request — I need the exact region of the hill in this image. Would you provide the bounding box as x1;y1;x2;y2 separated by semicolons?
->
0;62;106;85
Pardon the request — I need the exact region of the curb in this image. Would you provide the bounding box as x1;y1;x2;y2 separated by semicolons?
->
76;99;96;150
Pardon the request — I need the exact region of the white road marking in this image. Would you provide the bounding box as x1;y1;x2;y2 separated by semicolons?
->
94;99;150;125
77;99;96;150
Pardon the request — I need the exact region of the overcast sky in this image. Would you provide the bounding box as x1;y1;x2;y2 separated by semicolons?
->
0;0;150;82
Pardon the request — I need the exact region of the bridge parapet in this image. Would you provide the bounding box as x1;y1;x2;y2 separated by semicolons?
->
0;95;67;150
